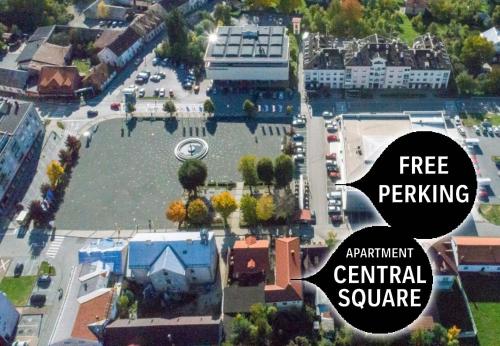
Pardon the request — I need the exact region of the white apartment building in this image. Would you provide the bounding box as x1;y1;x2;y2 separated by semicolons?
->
304;33;451;90
204;26;290;84
0;100;44;213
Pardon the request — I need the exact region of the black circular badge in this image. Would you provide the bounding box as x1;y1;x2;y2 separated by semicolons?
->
350;131;477;239
306;226;433;334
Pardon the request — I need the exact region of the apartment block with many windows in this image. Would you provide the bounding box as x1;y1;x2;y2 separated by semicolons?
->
303;33;451;90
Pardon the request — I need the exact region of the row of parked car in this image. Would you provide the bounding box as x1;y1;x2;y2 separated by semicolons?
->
326;190;343;223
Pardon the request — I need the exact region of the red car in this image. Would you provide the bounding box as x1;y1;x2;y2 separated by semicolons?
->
327;135;339;142
111;103;120;111
329;171;341;179
331;214;343;223
326;153;337;160
477;187;488;200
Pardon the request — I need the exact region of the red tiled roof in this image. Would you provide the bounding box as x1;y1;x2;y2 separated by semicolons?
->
453;236;500;265
38;66;81;95
265;237;303;303
231;237;269;279
71;290;113;341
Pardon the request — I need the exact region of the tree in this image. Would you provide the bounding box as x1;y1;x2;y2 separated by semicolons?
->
29;200;47;226
273;189;297;223
228;314;257;345
96;0;109;19
482;66;500;95
117;295;130;318
211;191;238;226
335;326;354;346
243;99;256;116
247;0;278;10
203;99;215;116
163;100;176;117
187;198;208;224
278;0;301;14
46;160;64;188
286;105;293;115
325;231;337;249
256;157;274;190
65;135;81;152
58;148;73;167
240;194;258;226
410;329;433;346
447;325;460;345
461;35;495;73
274;154;294;189
456;71;478;96
166;200;187;227
428;0;454;23
178;159;207;195
238;155;258;191
256;195;275;222
430;324;447;345
213;2;232;25
288;336;312;346
165;9;189;59
126;102;135;114
494;5;500;26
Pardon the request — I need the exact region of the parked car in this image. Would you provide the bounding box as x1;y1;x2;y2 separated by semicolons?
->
331;214;343;223
159;88;165;97
454;115;461;126
169;89;174;98
329;171;341;179
150;74;161;82
293;153;305;162
98;21;106;27
473;125;481;134
322;111;334;118
326;152;337;160
154;88;160;96
327;134;339;142
14;263;24;277
30;294;46;307
38;274;51;286
327;191;342;200
138;88;145;98
293;118;306;127
477;187;489;200
328;205;341;213
111;21;117;27
87;110;98;117
457;126;466;136
152;57;160;66
293;134;304;141
182;81;193;90
110;103;120;111
328;199;341;206
326;123;338;132
493;126;500;136
162;58;169;66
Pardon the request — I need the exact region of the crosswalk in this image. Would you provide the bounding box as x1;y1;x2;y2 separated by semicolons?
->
46;236;64;259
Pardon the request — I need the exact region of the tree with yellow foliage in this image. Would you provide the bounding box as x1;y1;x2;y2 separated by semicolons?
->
211;191;238;226
187;198;208;224
256;195;275;222
46;160;64;188
447;325;460;346
165;200;187;227
97;0;109;19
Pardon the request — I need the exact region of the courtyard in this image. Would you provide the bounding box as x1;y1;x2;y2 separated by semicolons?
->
55;117;287;230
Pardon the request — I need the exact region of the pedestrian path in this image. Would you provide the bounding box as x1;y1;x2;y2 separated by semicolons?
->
46;236;64;259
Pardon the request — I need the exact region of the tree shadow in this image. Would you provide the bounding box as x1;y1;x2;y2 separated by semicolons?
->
164;117;179;134
28;229;50;257
127;117;137;136
205;118;218;135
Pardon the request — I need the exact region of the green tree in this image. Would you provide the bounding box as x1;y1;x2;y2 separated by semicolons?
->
461;35;495;73
278;0;301;14
163;100;176;117
288;336;312;346
456;71;478;96
240;194;258;226
213;2;232;25
203;99;215;116
228;314;257;345
178;159;208;196
238;155;258;191
325;231;337;249
211;191;238;226
482;67;500;95
273;189;297;224
411;14;426;34
117;295;130;318
335;326;354;346
165;8;189;59
126;102;135;114
187;198;208;224
428;0;454;23
430;324;448;345
256;157;274;190
243;99;256;116
410;329;433;346
256;195;275;222
274;154;294;189
493;5;500;26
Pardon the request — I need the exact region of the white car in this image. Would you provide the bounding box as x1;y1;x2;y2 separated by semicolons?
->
294;141;304;147
326;159;337;167
457;126;466;136
293;154;305;161
326;123;338;132
493;126;500;135
295;147;304;154
487;127;494;136
328;198;342;206
138;88;145;97
292;118;306;127
327;191;342;200
328;205;341;213
454;115;461;126
473;125;481;134
129;84;138;91
159;88;165;97
322;111;334;118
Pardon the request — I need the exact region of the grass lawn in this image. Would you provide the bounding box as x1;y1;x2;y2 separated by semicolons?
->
399;14;418;44
479;204;500;225
38;261;56;276
73;59;91;76
461;112;500;127
469;302;500;346
0;276;37;306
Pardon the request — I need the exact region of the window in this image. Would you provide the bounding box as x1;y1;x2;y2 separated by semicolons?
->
191;269;195;273
183;250;187;254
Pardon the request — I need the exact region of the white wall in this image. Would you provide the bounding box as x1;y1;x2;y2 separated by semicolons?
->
206;65;289;81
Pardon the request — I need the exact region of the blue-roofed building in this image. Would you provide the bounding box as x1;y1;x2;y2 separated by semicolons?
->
127;230;217;294
0;292;20;345
79;238;128;274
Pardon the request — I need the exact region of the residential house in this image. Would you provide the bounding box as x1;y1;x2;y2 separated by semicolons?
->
229;236;269;283
405;0;428;15
94;30;122;51
127;230;217;294
0;101;44;214
265;237;303;309
16;26;56;71
26;42;72;75
49;262;117;346
303;33;451;90
104;316;222;346
0;293;20;346
82;63;117;93
79;238;128;274
38;66;81;97
97;27;142;67
452;236;500;272
0;68;29;96
130;3;167;42
481;27;500;54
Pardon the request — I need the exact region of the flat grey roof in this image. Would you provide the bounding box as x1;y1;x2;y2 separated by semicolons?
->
0;100;31;134
205;26;289;61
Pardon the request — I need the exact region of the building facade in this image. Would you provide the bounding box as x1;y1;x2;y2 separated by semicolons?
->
97;27;143;68
204;26;290;83
304;33;451;90
0;101;44;214
452;236;500;272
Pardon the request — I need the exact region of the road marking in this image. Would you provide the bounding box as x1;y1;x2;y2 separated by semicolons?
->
0;258;11;272
46;236;64;259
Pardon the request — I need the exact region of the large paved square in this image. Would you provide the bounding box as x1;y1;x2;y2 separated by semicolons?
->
55;118;287;230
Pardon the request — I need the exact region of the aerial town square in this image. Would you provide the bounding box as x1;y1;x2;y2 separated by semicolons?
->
0;0;500;345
